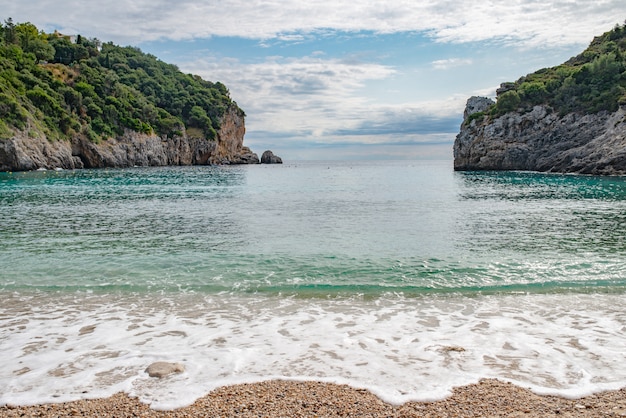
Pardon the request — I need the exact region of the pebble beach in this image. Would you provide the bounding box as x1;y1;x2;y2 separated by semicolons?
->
2;379;626;417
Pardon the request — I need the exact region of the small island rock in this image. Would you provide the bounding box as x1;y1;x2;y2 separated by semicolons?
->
261;150;283;164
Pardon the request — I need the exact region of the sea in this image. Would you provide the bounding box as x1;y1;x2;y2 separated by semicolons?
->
1;159;626;410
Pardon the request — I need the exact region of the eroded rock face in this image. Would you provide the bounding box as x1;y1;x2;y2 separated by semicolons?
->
0;131;83;171
260;150;283;164
463;96;494;120
453;96;626;175
208;106;255;165
0;105;260;171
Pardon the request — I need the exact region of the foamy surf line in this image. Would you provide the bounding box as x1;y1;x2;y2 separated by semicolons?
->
1;291;625;410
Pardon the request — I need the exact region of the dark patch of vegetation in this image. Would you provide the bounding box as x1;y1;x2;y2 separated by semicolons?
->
488;22;626;118
465;111;486;125
0;18;241;141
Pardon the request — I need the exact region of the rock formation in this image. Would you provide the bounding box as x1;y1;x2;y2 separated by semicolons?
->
453;97;626;175
260;150;283;164
207;105;259;165
0;105;259;171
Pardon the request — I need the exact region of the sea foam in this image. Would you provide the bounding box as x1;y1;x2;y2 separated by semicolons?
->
1;291;625;410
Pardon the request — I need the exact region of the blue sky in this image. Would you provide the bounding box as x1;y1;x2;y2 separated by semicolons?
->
4;1;626;160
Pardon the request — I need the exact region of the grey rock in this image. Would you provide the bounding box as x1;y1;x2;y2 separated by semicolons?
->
496;82;516;96
145;361;185;378
454;97;626;175
231;146;260;164
463;96;494;120
260;150;283;164
0;105;260;171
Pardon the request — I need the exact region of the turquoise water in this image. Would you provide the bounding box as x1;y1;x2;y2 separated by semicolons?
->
2;160;625;294
2;160;626;408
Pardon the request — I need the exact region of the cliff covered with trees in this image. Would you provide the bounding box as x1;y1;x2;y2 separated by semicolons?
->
0;18;259;171
454;22;626;174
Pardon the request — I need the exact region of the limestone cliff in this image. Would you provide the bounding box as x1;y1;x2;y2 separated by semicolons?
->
453;97;626;175
0;105;259;171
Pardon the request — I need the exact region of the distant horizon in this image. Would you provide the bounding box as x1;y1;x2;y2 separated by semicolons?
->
2;2;625;160
249;142;454;161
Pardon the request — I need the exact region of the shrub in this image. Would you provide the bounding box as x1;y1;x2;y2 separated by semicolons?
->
495;91;521;114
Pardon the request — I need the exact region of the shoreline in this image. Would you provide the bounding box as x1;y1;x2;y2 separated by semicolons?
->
2;379;626;417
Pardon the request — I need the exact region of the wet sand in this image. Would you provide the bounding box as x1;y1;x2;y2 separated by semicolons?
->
2;379;626;417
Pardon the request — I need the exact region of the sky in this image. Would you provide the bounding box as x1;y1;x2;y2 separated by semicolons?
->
3;1;626;160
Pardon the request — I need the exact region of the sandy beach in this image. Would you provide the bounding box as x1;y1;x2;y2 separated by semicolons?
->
2;379;626;417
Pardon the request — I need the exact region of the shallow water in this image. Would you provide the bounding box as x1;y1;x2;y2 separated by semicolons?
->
1;160;626;409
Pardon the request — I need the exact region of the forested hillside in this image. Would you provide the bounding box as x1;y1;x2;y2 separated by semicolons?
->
0;18;240;143
469;22;626;123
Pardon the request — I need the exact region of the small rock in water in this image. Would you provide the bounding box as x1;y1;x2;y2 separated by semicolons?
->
260;150;283;164
145;361;185;378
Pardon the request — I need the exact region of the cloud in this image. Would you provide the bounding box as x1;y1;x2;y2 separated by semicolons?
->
6;0;625;48
431;58;473;70
185;56;396;134
184;55;464;146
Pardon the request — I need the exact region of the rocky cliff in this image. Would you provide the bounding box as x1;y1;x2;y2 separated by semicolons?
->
0;105;259;171
453;96;626;175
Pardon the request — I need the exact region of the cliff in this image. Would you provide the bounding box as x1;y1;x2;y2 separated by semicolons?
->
0;20;264;171
453;97;626;174
454;23;626;175
0;104;259;171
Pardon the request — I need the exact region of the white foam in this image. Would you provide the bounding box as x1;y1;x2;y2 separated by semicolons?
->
1;291;626;409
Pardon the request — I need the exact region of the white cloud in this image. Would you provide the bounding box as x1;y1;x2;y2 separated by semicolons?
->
5;0;625;48
184;55;466;154
431;58;473;70
185;56;397;136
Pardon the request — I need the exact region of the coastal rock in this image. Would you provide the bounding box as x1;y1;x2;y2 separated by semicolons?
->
0;105;260;171
145;362;185;378
260;150;283;164
230;146;260;164
453;97;626;175
0;131;84;171
463;96;494;120
208;106;258;165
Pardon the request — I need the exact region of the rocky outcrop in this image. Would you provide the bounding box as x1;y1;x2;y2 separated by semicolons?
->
453;96;626;175
260;150;283;164
0;105;260;171
462;96;494;120
207;106;258;165
0;131;83;171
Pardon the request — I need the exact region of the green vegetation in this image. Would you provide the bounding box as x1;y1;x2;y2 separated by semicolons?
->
0;18;241;141
487;22;626;118
465;110;486;125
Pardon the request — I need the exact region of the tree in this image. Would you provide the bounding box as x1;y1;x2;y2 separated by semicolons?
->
26;38;54;62
15;22;39;50
519;82;547;104
188;105;214;136
3;18;16;44
496;91;521;113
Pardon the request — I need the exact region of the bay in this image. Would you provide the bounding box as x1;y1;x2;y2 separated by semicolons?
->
1;160;626;409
